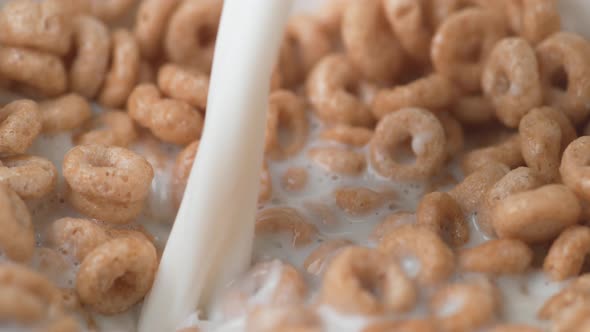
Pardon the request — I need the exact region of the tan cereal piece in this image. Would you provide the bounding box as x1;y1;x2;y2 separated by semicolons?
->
538;274;590;320
74;111;138;147
482;37;542;127
138;60;156;84
334;186;394;217
157;63;209;110
39;94;92;134
492;184;581;243
246;305;321;332
417;191;468;247
127;83;160;127
436;112;464;159
134;0;181;59
544;226;590;281
265;90;308;160
0;155;57;199
171;140;199;207
451;95;496;125
76;236;158;315
308;146;366;176
48;217;109;262
0;99;41;155
255;207;318;247
488;325;542;332
281;167;308;192
316;0;350;36
0;184;34;262
31;248;72;285
320;125;373;147
459;239;533;275
370;211;416;242
362;319;437;332
382;0;432;64
303;239;354;276
88;0;137;22
369;107;446;181
461;134;523;175
505;0;560;44
449;162;509;215
560;136;590;202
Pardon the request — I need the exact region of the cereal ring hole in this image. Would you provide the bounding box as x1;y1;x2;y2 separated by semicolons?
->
400;255;421;278
550;65;568;91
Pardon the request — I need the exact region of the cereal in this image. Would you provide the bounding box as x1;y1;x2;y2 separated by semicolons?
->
0;184;34;262
362;319;436;332
320;125;373;147
416;192;468;247
39;94;92;134
316;0;350;36
449;162;509;215
369;107;446;181
138;60;156;84
0;155;57;199
544;226;590;281
74;111;138;147
306;54;375;127
134;0;181;59
48;217;109;262
171;140;199;207
459;239;533;275
157;63;209;110
88;0;137;22
281;167;308;192
127;83;159;127
560;136;590;202
451;95;496;125
245;305;320;332
32;248;72;285
76;236;158;314
303;239;353;276
505;0;560;44
370;211;416;242
308;146;366;176
436;112;464;159
482;37;542;127
334;186;394;217
488;325;542;332
461;134;523;175
255;207;318;247
0;99;41;156
265;90;308;160
383;0;432;64
538;274;590;320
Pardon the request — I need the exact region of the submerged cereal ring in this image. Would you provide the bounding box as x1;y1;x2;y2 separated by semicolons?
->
544;226;590;281
320;125;373;147
334;186;394;217
265;90;308;160
363;319;437;332
0;184;34;262
48;217;109;262
40;94;92;134
0;155;57;199
157;63;209;110
0;100;41;156
134;0;181;59
246;305;320;332
304;239;354;276
74;111;138;147
459;239;533;275
308;146;366;176
255;207;318;247
370;211;416;242
417;191;468;247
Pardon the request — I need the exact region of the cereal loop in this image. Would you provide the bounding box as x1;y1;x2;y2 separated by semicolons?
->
149;98;204;145
304;239;353;276
39;94;92;134
245;305;320;332
362;319;436;332
74;111;138;148
255;207;318;247
265;90;308;160
505;0;560;44
134;0;181;59
281;167;308;192
461;134;523;175
371;211;416;242
308;146;366;176
88;0;137;22
320;125;373;147
488;325;542;332
538;274;590;320
436;112;464;159
171;140;199;207
127;83;160;127
417;191;469;247
48;217;109;262
459;239;533;275
544;226;590;281
451;95;496;125
334;186;394;217
449;162;509;215
383;0;433;64
0;155;57;199
0;100;41;156
0;184;34;262
157;63;209;110
560;137;590;202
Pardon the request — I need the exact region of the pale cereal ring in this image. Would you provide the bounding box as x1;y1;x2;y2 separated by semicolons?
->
164;0;222;73
281;167;308;192
171;140;199;207
306;54;375;127
0;99;41;156
544;226;590;281
536;32;590;124
461;134;523;175
157;63;209;110
66;187;146;226
436;112;464;159
492;184;581;243
482;37;542;127
76;236;157;315
134;0;181;59
255;207;318;247
0;0;72;55
459;239;533;274
304;239;354;276
372;74;456;120
138;60;156;84
379;224;455;284
69;15;110;99
74;111;138;147
149;98;204;145
488;325;542;332
369;107;446;181
538;274;590;320
265;90;308;160
449;162;509;215
320;125;373;147
560;136;590;202
88;0;137;22
505;0;560;44
417;191;468;247
98;29;140;109
308;146;366;176
370;211;416;242
0;155;57;199
362;319;437;332
342;0;405;83
0;184;34;262
39;94;92;134
334;186;395;217
0;46;66;97
383;0;433;64
48;217;109;262
127;83;160;127
451;95;496;125
431;7;506;92
246;305;320;332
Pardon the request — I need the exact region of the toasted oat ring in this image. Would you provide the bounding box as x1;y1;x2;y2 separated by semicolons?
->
505;0;560;44
362;319;437;332
164;0;222;73
334;186;394;217
436;112;464;159
281;167;308;192
149;98;204;145
48;218;109;262
560;137;590;202
246;305;320;332
370;211;416;242
369;107;446;181
488;325;542;332
308;146;366;176
157;63;209;110
383;0;432;64
0;155;57;200
306;54;375;127
482;37;542;127
544;226;590;281
74;111;138;148
138;60;156;84
0;184;34;262
449;162;509;215
320;246;417;315
255;207;318;247
88;0;137;22
431;8;506;92
304;239;354;276
379;224;454;284
492;184;581;244
538;274;590;320
134;0;181;59
171;140;199;207
265;90;308;160
417;192;468;247
76;236;157;315
0;99;41;156
320;125;373;147
39;94;91;134
536;32;590;124
316;0;350;36
459;239;533;275
461;134;524;175
451;95;496;125
127;83;160;127
66;186;146;225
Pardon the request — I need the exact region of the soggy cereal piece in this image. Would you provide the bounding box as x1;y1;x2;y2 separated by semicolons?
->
334;186;394;217
417;192;468;247
70;15;111;99
370;211;416;242
0;155;57;199
157;63;209;110
48;218;109;262
459;239;533;274
76;236;157;315
362;319;437;332
171;140;199;207
40;94;92;134
505;0;560;44
461;134;523;175
320;125;373;147
0;46;66;97
0;100;41;156
537;32;590;124
265;90;308;160
492;184;581;244
370;107;446;181
304;239;354;276
372;74;457;120
74;111;138;147
281;167;308;192
342;0;405;83
255;207;318;247
0;0;72;56
544;226;590;281
31;248;73;286
538;274;590;320
164;0;222;73
88;0;137;22
0;184;34;262
451;95;496;125
482;37;542;127
306;54;375;127
259;162;272;202
134;0;181;59
488;325;542;332
246;305;321;332
436;112;464;159
432;8;506;92
308;146;366;176
449;162;509;215
561;137;590;202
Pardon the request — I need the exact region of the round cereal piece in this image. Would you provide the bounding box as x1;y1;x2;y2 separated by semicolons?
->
505;0;560;44
246;305;320;332
134;0;181;59
320;125;373;147
492;184;581;243
342;0;405;83
304;239;354;276
488;325;542;332
383;0;432;64
48;217;109;262
538;274;590;320
127;83;160;127
98;29;140;109
306;54;375;127
369;107;446;181
379;224;455;284
372;74;456;119
0;184;34;262
69;15;110;99
308;146;366;176
74;111;138;147
417;191;468;247
482;37;542;127
362;319;437;332
459;239;533;274
265;90;308;160
0;155;57;199
561;136;590;202
149;98;204;145
0;100;41;156
0;0;72;56
66;186;146;225
0;46;66;97
431;7;506;92
76;236;157;315
164;0;222;73
451;95;496;125
449;162;509;215
436;112;464;159
461;134;523;175
370;211;416;242
255;207;318;247
88;0;136;22
39;94;92;134
544;226;590;281
334;186;394;217
320;246;417;315
316;0;350;36
536;32;590;124
157;63;209;110
171;140;199;206
281;167;308;192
